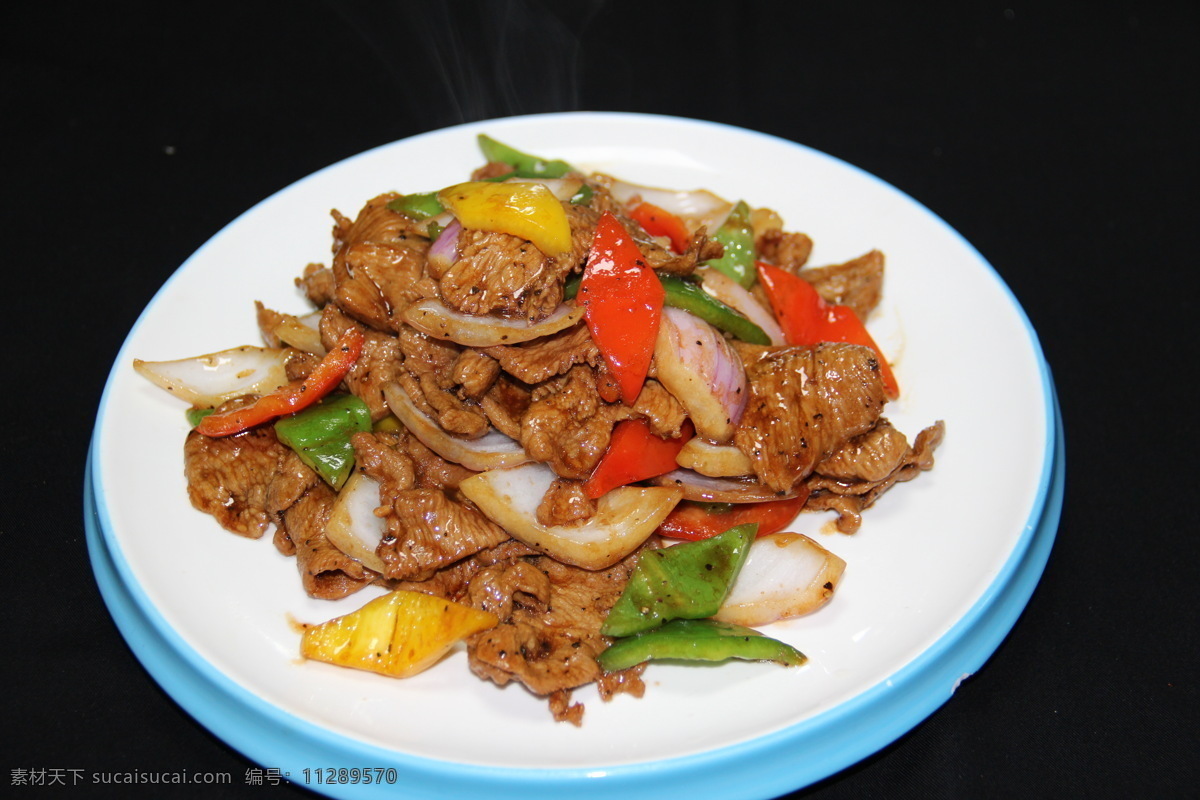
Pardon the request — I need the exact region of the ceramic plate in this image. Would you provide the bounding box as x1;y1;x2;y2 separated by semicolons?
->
88;112;1061;799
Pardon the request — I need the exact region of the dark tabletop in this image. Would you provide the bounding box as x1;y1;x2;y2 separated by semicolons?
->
5;2;1196;798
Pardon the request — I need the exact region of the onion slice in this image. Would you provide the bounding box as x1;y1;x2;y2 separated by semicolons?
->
676;437;754;478
272;311;325;355
427;218;462;274
697;267;786;346
324;471;387;574
460;462;683;570
605;177;734;233
382;382;530;471
402;299;583;348
715;532;846;626
651;468;801;503
133;346;290;407
654;307;748;442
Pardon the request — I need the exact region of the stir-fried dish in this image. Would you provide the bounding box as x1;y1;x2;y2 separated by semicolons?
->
134;135;945;724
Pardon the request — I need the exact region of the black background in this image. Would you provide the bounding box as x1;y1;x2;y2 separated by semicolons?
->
4;2;1196;798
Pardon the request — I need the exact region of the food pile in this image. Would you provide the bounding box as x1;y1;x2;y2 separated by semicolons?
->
134;135;944;723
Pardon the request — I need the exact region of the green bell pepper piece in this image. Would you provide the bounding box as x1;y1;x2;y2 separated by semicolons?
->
601;524;756;637
704;200;757;288
386;192;445;220
273;393;372;490
598;618;807;672
658;274;770;344
477;134;574;179
563;272;769;345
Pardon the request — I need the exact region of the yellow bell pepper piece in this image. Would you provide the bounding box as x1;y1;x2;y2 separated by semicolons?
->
300;590;498;678
438;180;572;256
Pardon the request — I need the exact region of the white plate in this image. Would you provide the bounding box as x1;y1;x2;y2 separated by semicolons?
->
89;112;1059;798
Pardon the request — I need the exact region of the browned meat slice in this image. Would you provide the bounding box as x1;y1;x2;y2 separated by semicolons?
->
351;430;416;507
184;425;290;538
806;420;946;532
401;434;477;492
800;249;885;321
536;478;596;527
319;306;403;421
254;301;287;348
640;226;723;276
282;482;377;599
395;324;490;438
436;202;595;322
757;229;814;271
520;365;632;479
465;548;644;717
630;379;688;438
438;230;569;322
815;418;912;483
470;161;518;181
734;343;888;493
329;194;433;332
376;489;509;582
480;374;532;440
296;262;335;307
452;350;500;398
484;322;602;384
396;538;541;601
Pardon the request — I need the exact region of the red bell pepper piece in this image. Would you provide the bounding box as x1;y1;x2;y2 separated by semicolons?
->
580;211;665;404
195;326;365;437
629;202;690;254
656;493;810;541
756;261;899;399
583;418;694;499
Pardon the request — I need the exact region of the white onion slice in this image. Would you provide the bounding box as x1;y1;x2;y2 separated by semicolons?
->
382;382;531;471
133;346;290;407
715;532;846;626
402;299;584;348
651;468;800;503
272;310;325;355
697;267;787;346
676;437;754;477
460;462;683;570
324;471;387;574
654;307;747;442
605;177;734;232
505;176;585;202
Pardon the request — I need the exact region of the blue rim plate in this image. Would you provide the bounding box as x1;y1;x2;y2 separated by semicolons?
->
86;113;1063;799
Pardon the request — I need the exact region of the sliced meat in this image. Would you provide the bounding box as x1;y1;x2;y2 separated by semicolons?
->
282;481;377;599
480;374;533;441
757;229;814;272
296;262;335;307
376;489;510;582
734;343;888;493
815;418;911;483
799;249;885;321
319;306;403;421
395;538;541;601
183;425;290;539
630;378;688;438
520;365;632;480
484;322;601;384
536;478;596;527
452;350;501;399
465;547;642;707
329;193;432;332
395;324;491;438
437;202;594;322
640;226;723;276
806;420;945;533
